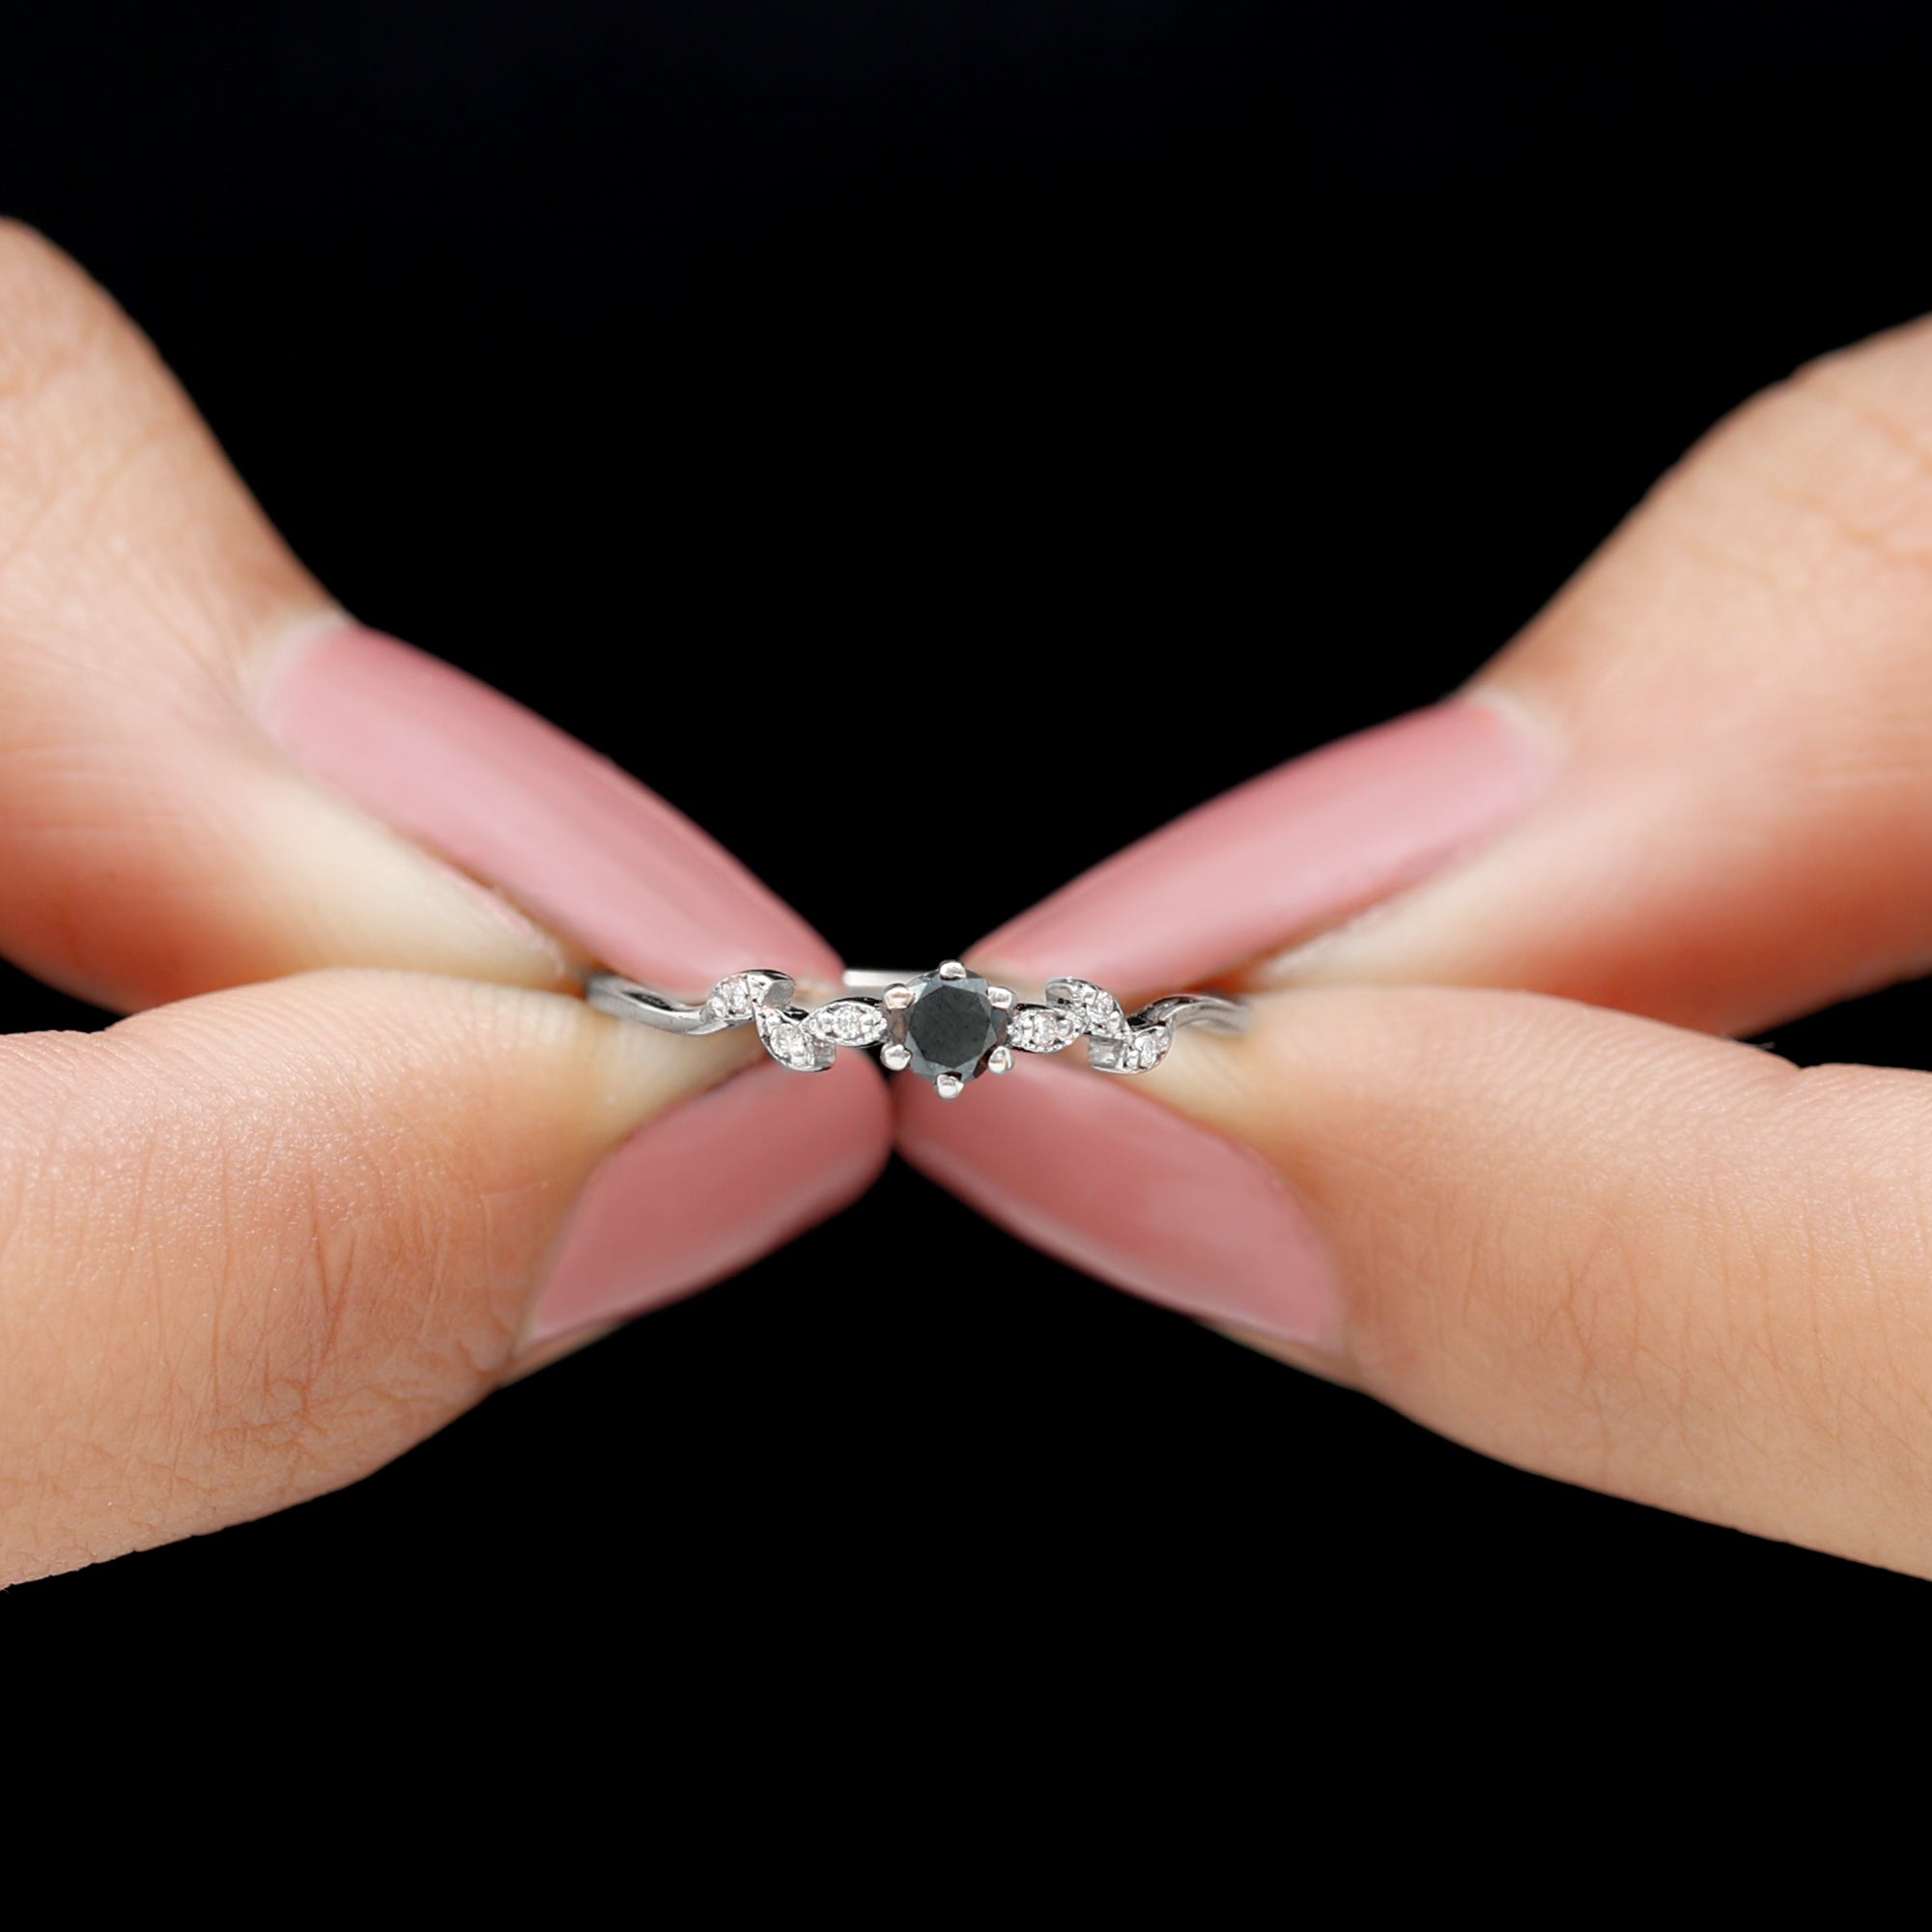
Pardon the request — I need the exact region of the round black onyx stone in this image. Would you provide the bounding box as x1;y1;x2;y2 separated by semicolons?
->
895;969;1008;1084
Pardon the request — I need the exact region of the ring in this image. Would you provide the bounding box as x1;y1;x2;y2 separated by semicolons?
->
584;960;1250;1100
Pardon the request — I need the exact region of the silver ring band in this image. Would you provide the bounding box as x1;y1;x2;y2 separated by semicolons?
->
585;960;1249;1100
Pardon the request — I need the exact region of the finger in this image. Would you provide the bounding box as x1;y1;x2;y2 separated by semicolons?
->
978;312;1932;1037
1;224;883;1350
0;973;888;1585
902;987;1932;1575
0;221;838;1009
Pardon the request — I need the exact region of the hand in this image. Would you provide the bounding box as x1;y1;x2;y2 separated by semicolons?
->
0;225;889;1584
902;311;1932;1576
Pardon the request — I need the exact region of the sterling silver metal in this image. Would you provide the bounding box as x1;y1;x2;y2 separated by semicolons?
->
584;960;1249;1099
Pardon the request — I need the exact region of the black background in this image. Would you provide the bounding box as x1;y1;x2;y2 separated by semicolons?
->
4;0;1929;1673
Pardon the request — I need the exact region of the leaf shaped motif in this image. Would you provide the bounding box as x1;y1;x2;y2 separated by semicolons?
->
804;1000;889;1048
704;969;794;1026
1008;1005;1080;1054
1045;977;1129;1040
705;973;756;1023
755;1004;838;1071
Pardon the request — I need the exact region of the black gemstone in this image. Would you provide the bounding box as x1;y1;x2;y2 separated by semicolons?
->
895;969;1008;1084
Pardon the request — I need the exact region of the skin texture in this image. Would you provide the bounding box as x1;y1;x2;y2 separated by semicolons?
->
977;700;1554;996
0;974;753;1582
1152;988;1932;1576
257;625;844;997
898;311;1932;1578
18;219;1932;1579
0;222;890;1583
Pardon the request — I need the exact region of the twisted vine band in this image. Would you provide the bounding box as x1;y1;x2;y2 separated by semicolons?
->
584;961;1249;1099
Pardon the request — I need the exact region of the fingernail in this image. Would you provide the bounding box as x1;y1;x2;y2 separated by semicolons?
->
528;1056;891;1344
977;697;1554;991
896;1058;1340;1348
258;624;841;989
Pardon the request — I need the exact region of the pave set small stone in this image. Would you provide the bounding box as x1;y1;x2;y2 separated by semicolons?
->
582;958;1244;1099
707;960;1181;1096
705;974;757;1024
806;1001;890;1047
1006;1006;1080;1054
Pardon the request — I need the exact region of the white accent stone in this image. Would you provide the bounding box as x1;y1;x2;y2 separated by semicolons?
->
767;1023;813;1066
1009;1006;1078;1054
1134;1027;1172;1070
756;1008;833;1070
806;1000;888;1047
707;973;754;1022
1051;979;1128;1039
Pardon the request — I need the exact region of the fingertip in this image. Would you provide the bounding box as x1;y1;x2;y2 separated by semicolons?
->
971;701;1554;995
0;232;843;1012
895;1051;1341;1349
256;623;845;993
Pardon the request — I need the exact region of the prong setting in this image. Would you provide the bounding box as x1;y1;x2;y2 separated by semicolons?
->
587;964;1246;1099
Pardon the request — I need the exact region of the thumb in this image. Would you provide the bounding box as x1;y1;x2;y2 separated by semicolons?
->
903;986;1932;1574
0;972;886;1586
